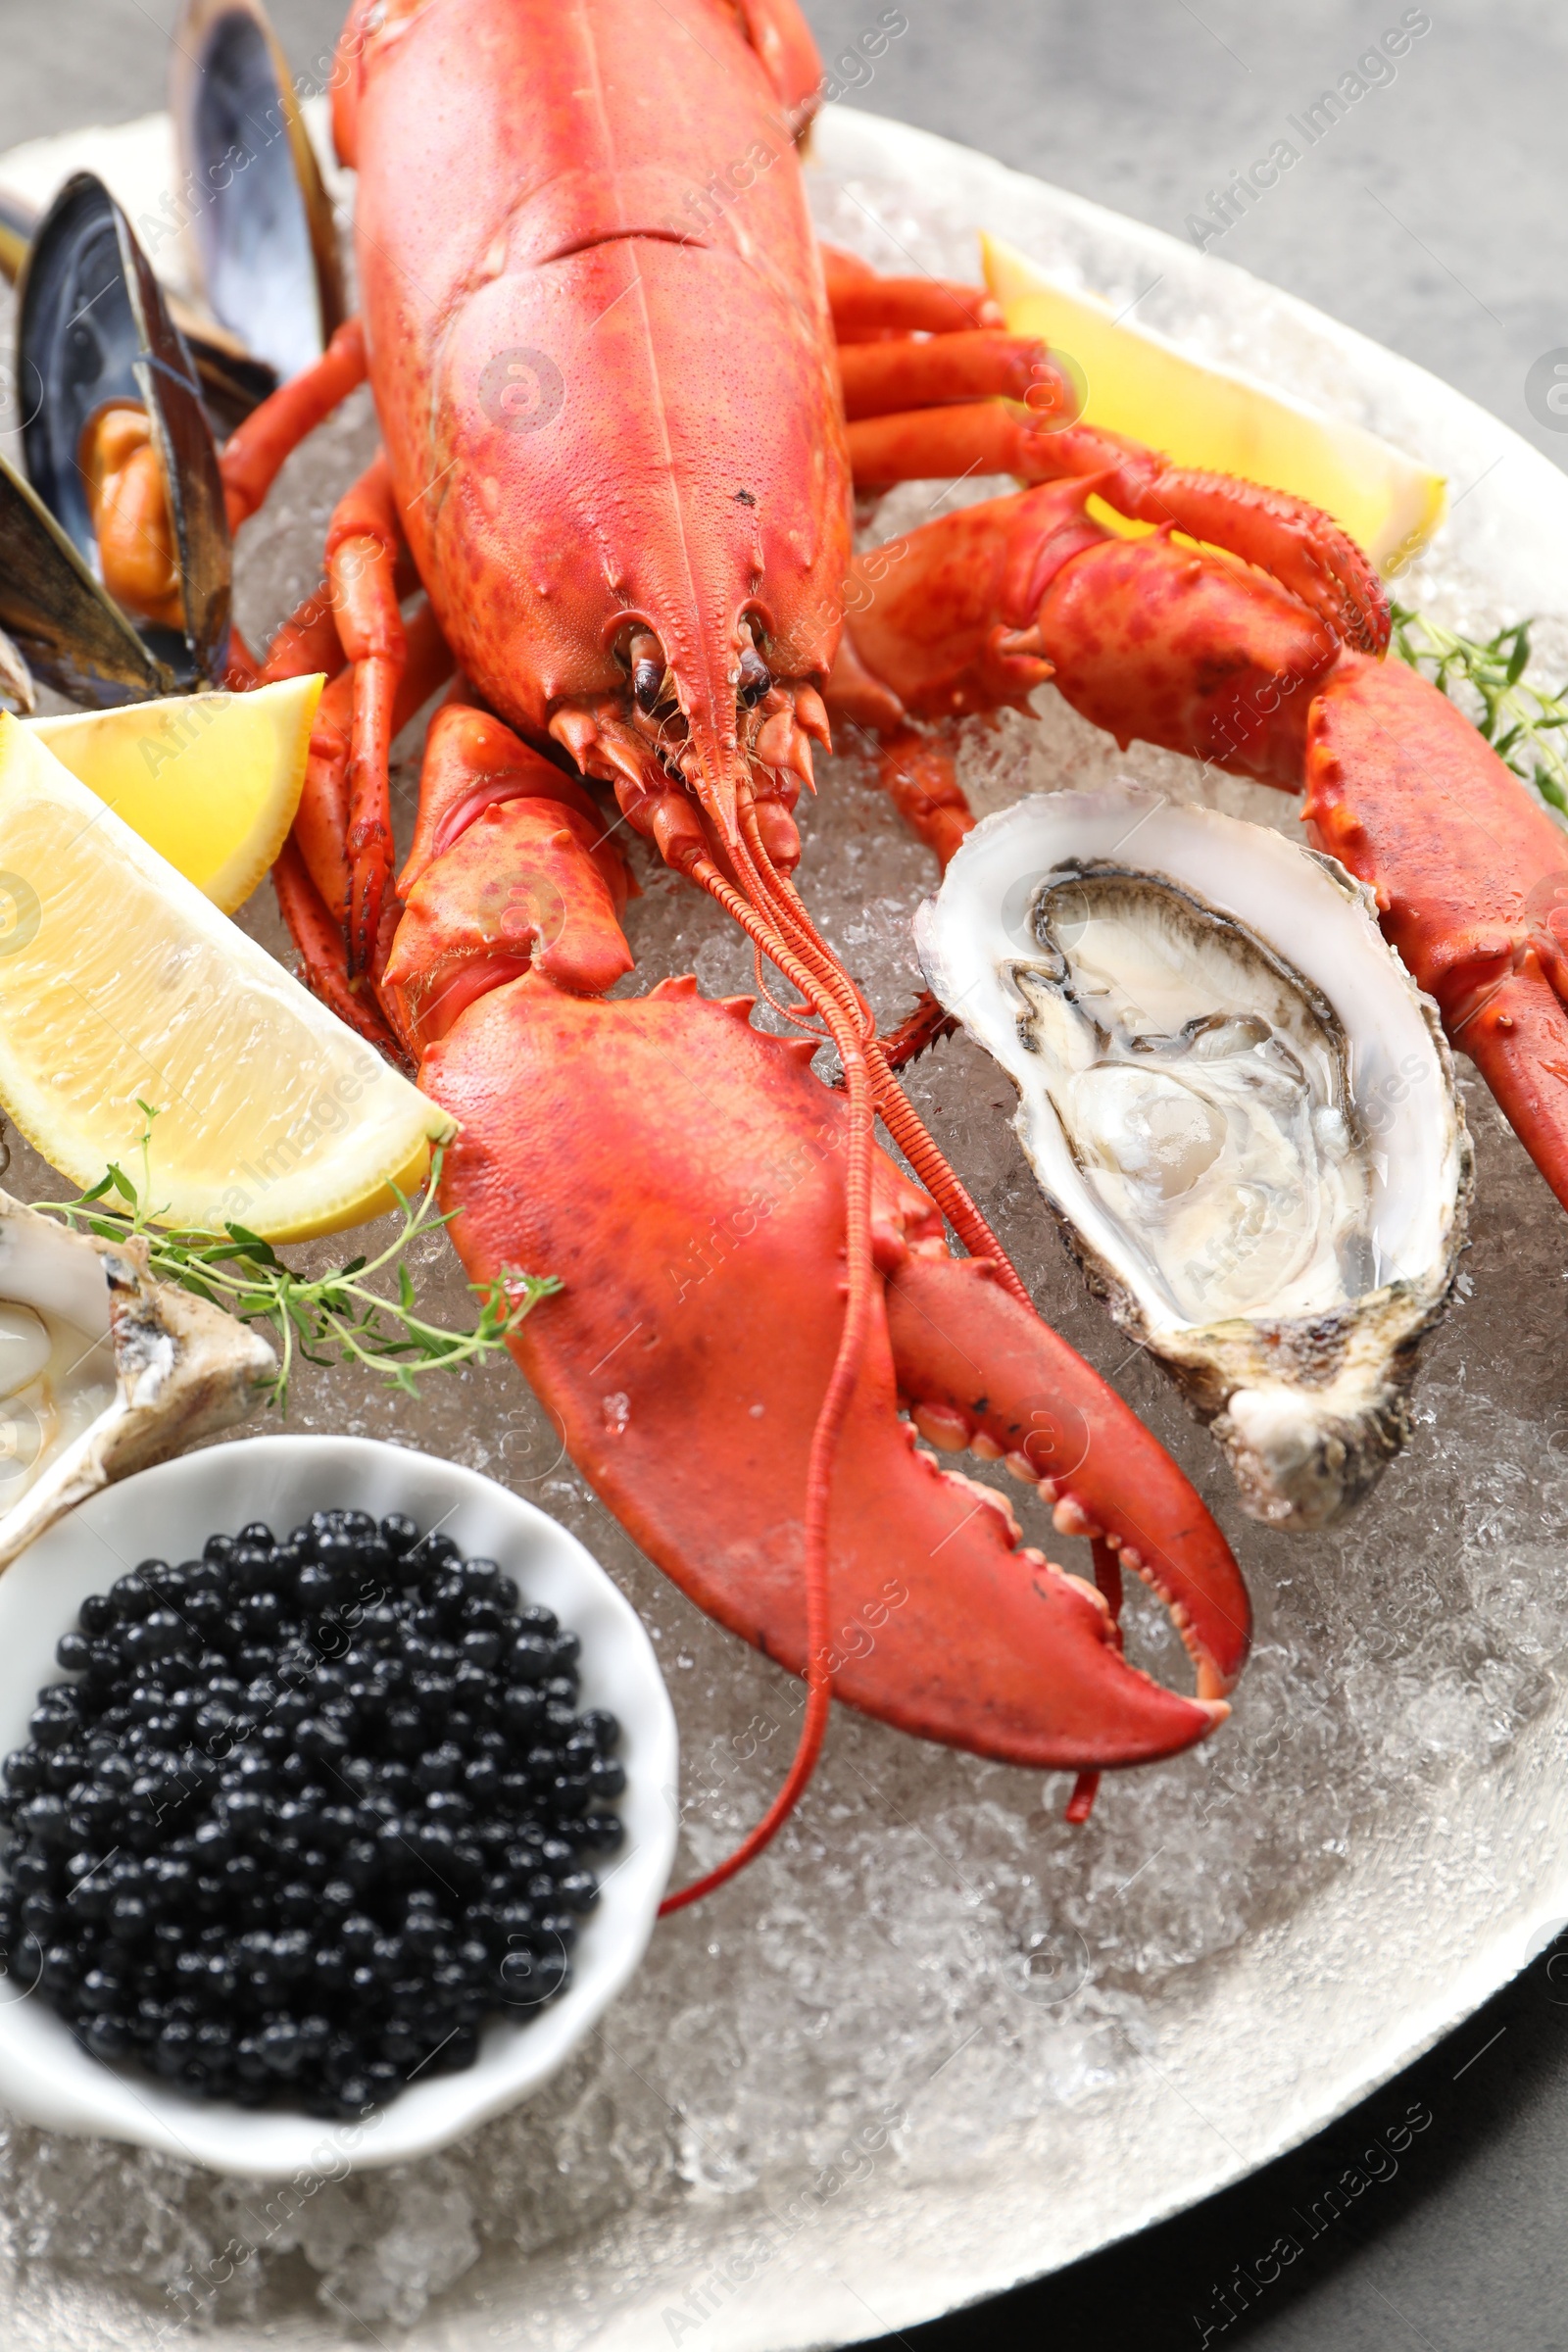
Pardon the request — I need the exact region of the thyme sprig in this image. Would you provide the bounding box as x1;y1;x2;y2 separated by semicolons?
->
1391;603;1568;827
32;1103;557;1412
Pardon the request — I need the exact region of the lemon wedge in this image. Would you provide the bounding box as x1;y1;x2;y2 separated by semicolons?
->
0;716;451;1242
983;231;1446;575
25;673;321;914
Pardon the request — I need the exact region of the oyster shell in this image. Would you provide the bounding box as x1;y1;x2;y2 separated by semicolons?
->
914;787;1472;1529
0;1190;275;1571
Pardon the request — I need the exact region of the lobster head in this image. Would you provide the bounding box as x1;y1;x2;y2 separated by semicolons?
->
348;0;853;863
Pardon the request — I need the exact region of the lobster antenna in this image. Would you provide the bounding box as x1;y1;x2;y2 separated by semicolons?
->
747;936;830;1035
737;813;1036;1311
864;1049;1035;1314
656;848;876;1913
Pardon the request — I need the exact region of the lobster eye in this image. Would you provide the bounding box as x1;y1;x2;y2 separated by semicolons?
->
738;645;771;707
626;626;669;713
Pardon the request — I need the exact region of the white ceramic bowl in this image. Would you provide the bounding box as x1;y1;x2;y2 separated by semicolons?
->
0;1435;677;2178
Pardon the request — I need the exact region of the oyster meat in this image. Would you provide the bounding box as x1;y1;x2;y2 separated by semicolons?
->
914;787;1472;1528
0;1190;275;1571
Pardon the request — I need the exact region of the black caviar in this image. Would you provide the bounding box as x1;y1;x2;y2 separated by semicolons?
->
0;1511;624;2117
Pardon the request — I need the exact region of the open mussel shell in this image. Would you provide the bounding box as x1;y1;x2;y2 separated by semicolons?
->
171;0;346;383
0;447;175;706
0;186;274;433
167;313;278;437
915;786;1473;1530
17;172;231;700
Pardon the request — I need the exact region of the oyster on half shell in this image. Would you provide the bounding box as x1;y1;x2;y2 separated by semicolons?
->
0;1190;275;1571
914;787;1472;1529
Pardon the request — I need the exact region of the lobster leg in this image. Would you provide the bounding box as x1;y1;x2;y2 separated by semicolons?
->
201;323;453;1003
286;597;456;931
291;665;355;918
822;251;1082;488
400;706;623;893
260;586;346;686
272;838;406;1062
271;600;454;1059
826;247;1382;651
821;244;1003;338
837;331;1055;421
325;457;409;974
846;398;1045;490
220;318;368;533
869;727;974;870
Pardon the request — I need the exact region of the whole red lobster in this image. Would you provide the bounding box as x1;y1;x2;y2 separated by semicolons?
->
88;0;1563;1905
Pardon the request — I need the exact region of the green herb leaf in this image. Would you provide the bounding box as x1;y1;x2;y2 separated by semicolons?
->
1392;603;1568;830
29;1132;554;1415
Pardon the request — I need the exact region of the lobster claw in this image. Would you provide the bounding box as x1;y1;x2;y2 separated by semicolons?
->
883;1250;1250;1702
426;966;1250;1776
16;172;231;703
170;0;347;383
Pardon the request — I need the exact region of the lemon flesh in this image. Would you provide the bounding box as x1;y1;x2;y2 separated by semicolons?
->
0;716;451;1242
26;674;322;914
983;232;1446;575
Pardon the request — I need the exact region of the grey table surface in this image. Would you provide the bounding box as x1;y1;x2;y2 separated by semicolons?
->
1;2;1566;2346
